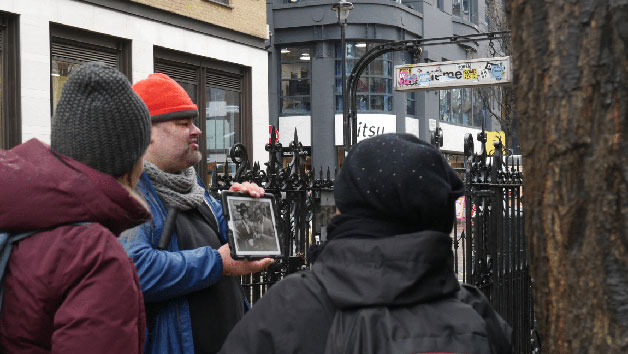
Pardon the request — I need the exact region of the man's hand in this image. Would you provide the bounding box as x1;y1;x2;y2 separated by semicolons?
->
229;182;264;198
217;244;274;276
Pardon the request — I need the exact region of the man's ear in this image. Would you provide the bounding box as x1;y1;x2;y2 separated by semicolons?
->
149;123;158;145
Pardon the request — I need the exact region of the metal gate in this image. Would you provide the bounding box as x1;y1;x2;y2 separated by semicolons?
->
212;126;539;353
208;128;334;304
460;130;538;354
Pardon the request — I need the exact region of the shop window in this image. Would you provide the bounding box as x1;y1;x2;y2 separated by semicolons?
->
461;88;472;126
451;88;462;124
439;87;486;128
335;42;393;112
280;46;311;115
406;91;416;116
50;24;131;116
154;48;251;186
0;13;19;149
440;90;451;123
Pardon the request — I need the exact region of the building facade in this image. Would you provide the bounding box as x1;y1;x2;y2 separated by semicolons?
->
268;0;500;171
0;0;269;185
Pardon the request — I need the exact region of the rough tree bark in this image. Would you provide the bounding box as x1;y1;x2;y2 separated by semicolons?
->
510;1;628;353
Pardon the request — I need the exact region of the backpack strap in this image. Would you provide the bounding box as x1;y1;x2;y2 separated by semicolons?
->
0;230;40;291
0;222;92;315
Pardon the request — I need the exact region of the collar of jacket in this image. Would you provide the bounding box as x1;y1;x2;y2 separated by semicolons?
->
312;231;460;309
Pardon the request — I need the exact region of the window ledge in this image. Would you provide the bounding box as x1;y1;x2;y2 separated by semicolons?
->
205;0;233;9
451;16;480;30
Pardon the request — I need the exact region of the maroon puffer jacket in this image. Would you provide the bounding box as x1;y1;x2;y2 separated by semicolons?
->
0;139;151;354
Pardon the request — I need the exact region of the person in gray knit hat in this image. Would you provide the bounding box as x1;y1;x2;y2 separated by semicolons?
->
0;61;152;353
51;61;151;178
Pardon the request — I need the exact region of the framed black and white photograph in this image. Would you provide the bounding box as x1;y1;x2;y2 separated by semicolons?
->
221;192;281;259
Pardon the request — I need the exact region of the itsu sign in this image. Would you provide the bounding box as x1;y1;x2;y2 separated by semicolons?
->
395;56;511;91
355;115;395;142
335;114;396;145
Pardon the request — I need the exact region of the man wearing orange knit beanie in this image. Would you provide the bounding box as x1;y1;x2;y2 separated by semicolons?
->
119;73;273;354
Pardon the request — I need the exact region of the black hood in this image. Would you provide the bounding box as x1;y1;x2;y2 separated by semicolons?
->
311;230;460;309
334;133;463;234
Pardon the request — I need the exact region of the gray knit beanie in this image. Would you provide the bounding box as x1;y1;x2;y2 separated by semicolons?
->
51;62;151;177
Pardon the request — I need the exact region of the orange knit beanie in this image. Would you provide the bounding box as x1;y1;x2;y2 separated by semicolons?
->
132;73;198;122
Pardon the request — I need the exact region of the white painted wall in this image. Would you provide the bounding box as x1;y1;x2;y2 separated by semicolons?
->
405;117;420;138
278;115;311;146
1;0;269;164
334;114;397;145
439;122;483;154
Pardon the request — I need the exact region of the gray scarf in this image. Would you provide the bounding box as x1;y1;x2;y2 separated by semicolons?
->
143;161;205;210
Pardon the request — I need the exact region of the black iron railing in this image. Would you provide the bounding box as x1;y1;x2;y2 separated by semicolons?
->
462;130;538;354
208;127;335;304
212;125;539;354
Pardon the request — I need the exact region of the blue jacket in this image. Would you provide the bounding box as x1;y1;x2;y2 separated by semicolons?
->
119;173;228;354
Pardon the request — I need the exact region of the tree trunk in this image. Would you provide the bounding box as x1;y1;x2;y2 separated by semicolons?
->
510;1;628;353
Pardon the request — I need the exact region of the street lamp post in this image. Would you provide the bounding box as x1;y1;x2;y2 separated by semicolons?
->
332;0;353;153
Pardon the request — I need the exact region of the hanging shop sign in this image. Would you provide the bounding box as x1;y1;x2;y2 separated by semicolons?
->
394;56;511;91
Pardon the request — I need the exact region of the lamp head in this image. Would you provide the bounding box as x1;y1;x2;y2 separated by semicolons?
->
331;0;353;23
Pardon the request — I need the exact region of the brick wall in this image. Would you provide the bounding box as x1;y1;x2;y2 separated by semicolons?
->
131;0;267;39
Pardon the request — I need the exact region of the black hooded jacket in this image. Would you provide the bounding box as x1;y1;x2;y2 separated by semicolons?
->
220;135;511;354
218;229;512;354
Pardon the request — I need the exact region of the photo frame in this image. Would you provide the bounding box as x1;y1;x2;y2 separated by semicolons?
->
221;191;282;259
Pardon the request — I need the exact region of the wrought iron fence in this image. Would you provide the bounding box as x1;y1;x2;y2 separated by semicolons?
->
213;126;539;353
461;131;539;354
208;128;335;304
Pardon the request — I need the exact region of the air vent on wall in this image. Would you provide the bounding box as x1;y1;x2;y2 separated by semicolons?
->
206;71;241;91
50;42;118;67
154;62;198;83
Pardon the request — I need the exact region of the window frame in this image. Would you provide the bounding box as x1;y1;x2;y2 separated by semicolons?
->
335;41;394;113
439;87;487;128
0;12;20;149
403;51;417;117
279;46;312;116
49;24;131;117
154;47;252;185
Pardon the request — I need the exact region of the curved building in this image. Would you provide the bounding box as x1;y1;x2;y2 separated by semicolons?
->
268;0;500;171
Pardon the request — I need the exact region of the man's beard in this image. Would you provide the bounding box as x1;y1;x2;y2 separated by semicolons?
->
180;148;202;169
